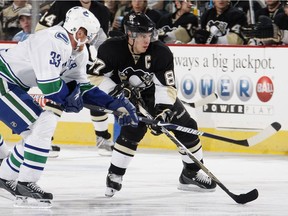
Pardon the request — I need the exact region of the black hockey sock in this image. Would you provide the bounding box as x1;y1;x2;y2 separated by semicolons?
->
95;130;111;139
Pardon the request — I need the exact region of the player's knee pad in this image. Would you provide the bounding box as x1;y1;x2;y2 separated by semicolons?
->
21;112;54;171
113;124;146;157
121;122;147;142
29;110;58;141
114;135;139;156
174;117;199;143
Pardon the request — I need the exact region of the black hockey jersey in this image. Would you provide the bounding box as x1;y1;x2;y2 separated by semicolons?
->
201;5;247;34
94;36;176;107
157;12;198;33
254;4;284;22
274;12;288;30
38;0;110;34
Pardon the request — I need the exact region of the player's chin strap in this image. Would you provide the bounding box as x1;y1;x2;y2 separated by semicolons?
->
128;38;136;55
73;32;89;52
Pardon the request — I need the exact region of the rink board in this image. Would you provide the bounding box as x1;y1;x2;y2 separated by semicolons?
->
1;121;287;155
0;43;288;155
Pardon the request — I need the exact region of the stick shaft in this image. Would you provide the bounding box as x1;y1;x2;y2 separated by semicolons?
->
84;104;280;147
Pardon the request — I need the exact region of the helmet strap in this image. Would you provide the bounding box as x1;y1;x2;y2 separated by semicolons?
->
128;38;136;55
73;32;88;51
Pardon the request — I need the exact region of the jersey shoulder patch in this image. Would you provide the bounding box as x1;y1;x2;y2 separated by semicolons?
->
55;32;69;45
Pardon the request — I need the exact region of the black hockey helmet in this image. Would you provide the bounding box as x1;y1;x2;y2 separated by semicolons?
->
124;12;157;40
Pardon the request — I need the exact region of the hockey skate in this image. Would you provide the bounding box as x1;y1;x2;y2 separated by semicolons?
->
14;181;53;208
48;145;61;158
178;168;216;192
105;172;123;197
96;136;114;156
0;178;16;200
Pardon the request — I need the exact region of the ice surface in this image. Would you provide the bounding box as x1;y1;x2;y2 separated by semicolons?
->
1;145;288;216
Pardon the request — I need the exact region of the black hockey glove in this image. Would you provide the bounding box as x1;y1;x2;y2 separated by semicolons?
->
62;81;83;113
107;94;139;127
194;29;217;44
109;82;131;97
150;104;174;136
241;16;281;41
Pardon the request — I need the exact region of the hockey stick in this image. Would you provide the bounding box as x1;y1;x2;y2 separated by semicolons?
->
162;128;258;204
136;104;258;204
83;104;281;147
181;93;218;108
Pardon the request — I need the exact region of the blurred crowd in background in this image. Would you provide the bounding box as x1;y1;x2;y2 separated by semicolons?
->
1;0;288;46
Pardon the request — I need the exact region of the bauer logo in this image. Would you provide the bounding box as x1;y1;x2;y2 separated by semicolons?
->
236;76;253;102
256;76;274;102
217;75;234;101
180;74;197;99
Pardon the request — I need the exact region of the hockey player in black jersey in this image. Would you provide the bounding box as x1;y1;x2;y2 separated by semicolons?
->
90;12;217;197
157;0;199;44
191;0;247;45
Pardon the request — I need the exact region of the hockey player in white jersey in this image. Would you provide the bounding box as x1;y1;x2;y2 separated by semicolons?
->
0;6;138;207
36;0;114;156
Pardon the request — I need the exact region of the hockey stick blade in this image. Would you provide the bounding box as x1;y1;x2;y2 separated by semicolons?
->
181;93;218;108
245;122;281;147
229;188;259;204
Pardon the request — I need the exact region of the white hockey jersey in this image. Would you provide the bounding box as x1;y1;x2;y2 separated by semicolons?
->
0;25;89;93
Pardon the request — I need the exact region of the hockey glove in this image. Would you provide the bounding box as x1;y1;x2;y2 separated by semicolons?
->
109;82;142;107
194;29;217;44
150;105;174;136
107;94;139;127
241;16;281;43
62;81;83;113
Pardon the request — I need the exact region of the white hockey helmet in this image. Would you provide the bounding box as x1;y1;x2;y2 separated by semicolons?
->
63;6;100;46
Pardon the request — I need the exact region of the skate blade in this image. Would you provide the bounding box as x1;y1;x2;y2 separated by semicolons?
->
0;189;15;201
105;187;117;197
97;149;112;157
48;151;60;158
14;196;52;208
177;183;216;192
